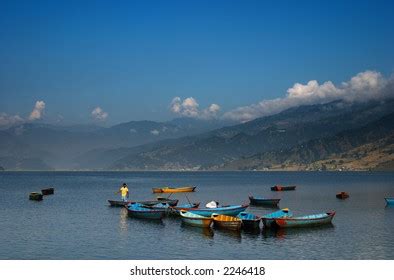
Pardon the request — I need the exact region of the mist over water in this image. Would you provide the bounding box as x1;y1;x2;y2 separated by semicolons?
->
0;171;393;259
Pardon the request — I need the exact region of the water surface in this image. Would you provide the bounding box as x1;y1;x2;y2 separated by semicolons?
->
0;171;393;259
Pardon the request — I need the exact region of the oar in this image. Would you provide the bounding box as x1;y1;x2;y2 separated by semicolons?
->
184;194;192;205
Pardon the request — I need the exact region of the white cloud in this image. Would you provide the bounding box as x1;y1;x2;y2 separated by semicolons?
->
28;100;45;121
0;113;24;129
150;129;160;135
223;70;392;122
91;107;108;121
170;97;221;119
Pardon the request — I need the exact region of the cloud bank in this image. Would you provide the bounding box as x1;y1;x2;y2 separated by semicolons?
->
170;97;221;120
223;70;393;122
91;107;108;121
28;101;46;121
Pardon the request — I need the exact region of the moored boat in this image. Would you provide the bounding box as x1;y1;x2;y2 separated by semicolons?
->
385;197;394;206
261;208;293;228
180;210;213;228
152;186;196;193
237;212;260;229
212;214;242;230
274;211;336;228
108;200;129;207
188;204;249;217
126;203;165;219
29;192;43;201
41;187;54;195
271;185;296;191
169;202;201;215
336;192;349;199
249;196;280;206
137;199;179;207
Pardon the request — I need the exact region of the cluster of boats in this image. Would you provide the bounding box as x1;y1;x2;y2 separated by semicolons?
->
108;184;340;231
29;187;55;201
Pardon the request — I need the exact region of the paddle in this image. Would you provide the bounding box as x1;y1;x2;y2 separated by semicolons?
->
185;194;192;205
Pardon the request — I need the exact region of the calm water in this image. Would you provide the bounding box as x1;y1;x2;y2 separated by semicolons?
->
0;171;393;260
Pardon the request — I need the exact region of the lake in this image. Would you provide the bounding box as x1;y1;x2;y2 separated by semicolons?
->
0;171;393;259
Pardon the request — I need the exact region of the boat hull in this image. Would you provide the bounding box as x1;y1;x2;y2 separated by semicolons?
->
274;212;335;228
152;186;196;193
249;196;280;206
188;204;248;217
108;200;129;207
212;214;242;231
261;209;293;228
336;192;349;199
41;188;54;195
180;211;213;228
237;212;260;229
126;206;165;219
385;198;394;205
29;192;43;201
271;185;296;191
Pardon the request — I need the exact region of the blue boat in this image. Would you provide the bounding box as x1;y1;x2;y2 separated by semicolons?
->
261;208;293;228
385;197;394;206
249;196;280;206
126;203;165;219
274;212;335;228
179;210;213;228
188;204;248;217
237;212;260;229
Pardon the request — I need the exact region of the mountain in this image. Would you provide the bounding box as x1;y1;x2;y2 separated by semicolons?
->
109;99;394;170
222;112;394;171
0;118;230;170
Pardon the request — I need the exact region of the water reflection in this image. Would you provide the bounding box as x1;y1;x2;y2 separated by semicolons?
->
180;223;214;239
118;208;128;233
262;224;335;239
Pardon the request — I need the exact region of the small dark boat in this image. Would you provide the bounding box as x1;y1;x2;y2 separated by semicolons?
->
249;196;280;206
336;192;349;199
41;187;54;195
108;200;130;207
126;203;166;219
271;185;296;191
29;192;43;201
237;212;260;229
138;199;179;207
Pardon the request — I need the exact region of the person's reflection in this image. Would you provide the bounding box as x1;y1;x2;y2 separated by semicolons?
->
118;207;128;234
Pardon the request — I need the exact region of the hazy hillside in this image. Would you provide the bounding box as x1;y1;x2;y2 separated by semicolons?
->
109;99;394;170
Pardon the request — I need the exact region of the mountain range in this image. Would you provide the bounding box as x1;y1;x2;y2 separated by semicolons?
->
0;99;393;171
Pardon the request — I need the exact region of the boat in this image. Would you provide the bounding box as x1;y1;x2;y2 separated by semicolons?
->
126;203;165;219
271;185;296;191
261;208;293;228
237;212;261;229
249;196;280;206
188;204;249;217
385;197;394;206
29;192;43;201
180;210;213;228
274;211;336;228
336;192;349;199
108;200;130;207
212;214;242;230
136;199;179;206
41;187;54;195
169;202;201;215
152;186;196;193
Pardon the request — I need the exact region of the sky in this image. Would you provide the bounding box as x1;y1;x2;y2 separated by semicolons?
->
1;0;394;126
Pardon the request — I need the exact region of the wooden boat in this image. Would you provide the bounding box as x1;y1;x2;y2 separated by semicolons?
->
29;192;43;201
180;210;213;228
126;203;165;219
336;192;349;199
274;211;336;228
261;208;293;228
108;200;130;207
271;185;296;191
212;214;242;230
41;187;54;195
249;196;280;206
169;202;201;215
152;186;196;193
137;199;179;206
237;212;260;229
188;204;249;217
385;197;394;206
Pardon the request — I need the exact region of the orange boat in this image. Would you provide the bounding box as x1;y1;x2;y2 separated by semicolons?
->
211;214;242;230
152;186;196;193
336;192;349;199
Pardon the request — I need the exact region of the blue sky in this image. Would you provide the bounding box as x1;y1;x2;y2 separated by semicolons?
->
1;0;394;125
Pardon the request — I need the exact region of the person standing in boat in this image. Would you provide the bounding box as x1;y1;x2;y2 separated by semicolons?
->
118;183;129;202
